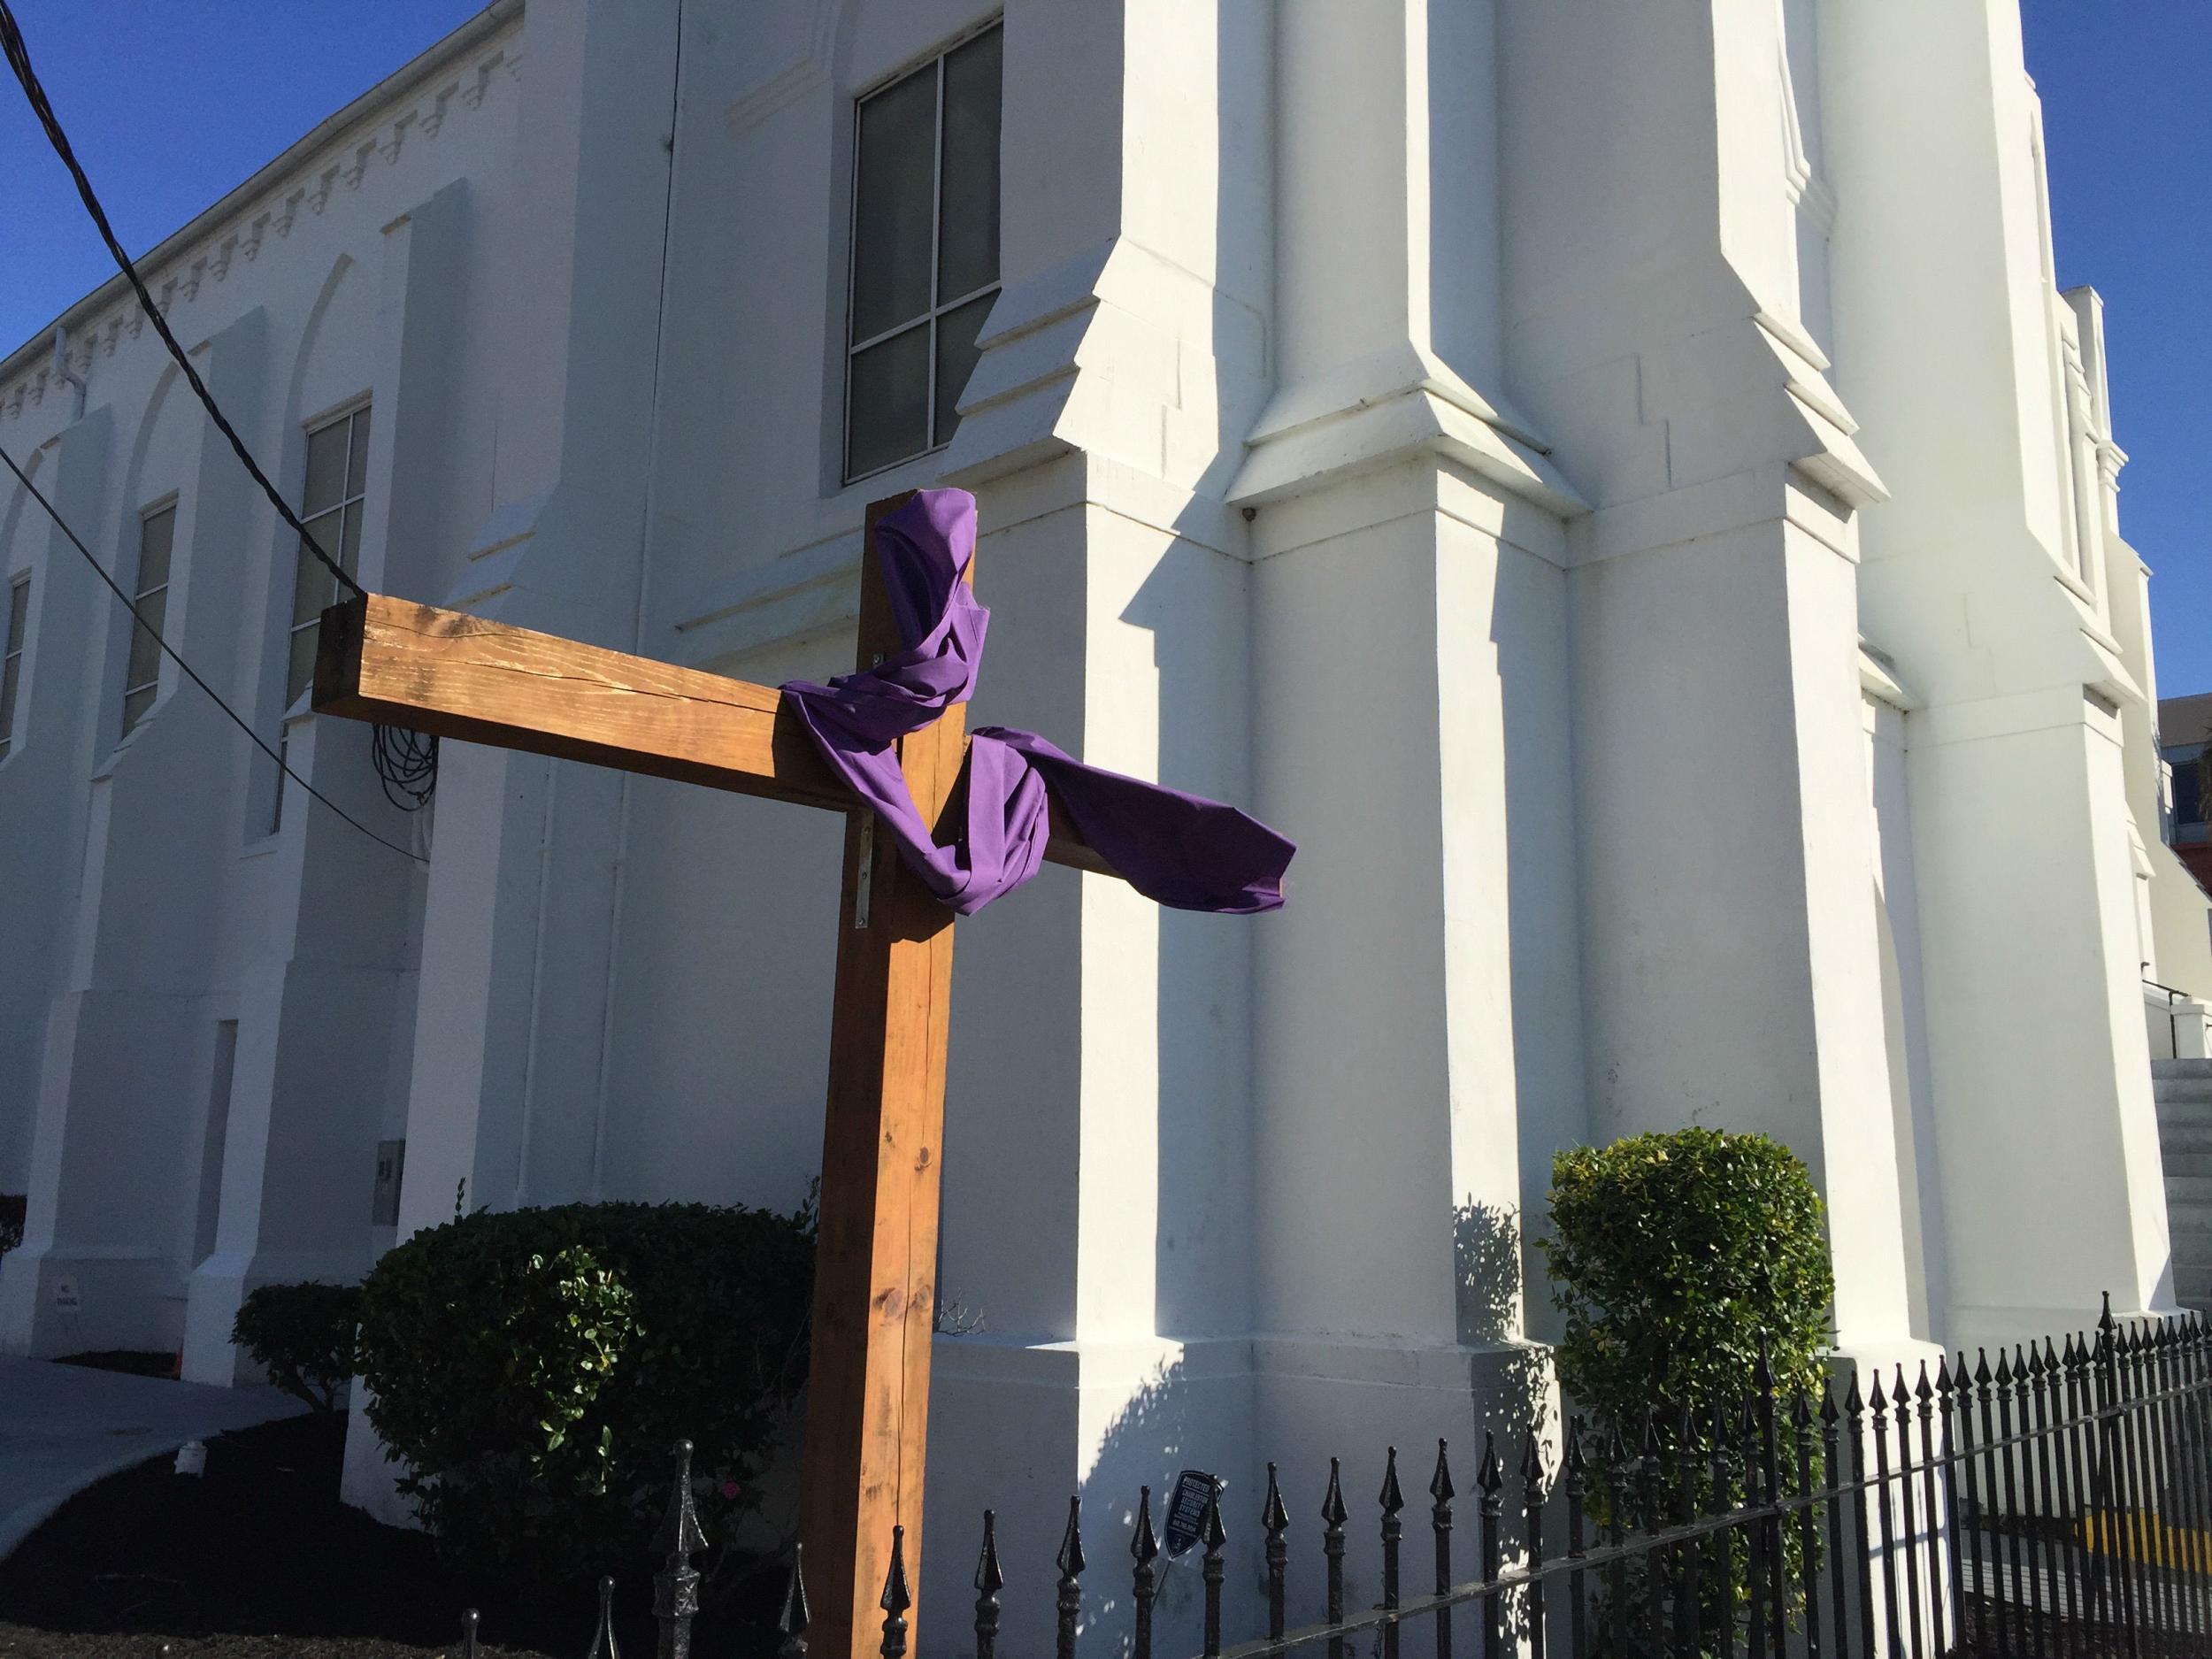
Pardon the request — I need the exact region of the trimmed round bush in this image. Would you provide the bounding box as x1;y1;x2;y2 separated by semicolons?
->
231;1280;362;1410
1540;1126;1834;1424
356;1201;814;1591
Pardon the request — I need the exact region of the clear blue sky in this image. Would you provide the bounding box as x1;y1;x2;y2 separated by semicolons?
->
0;4;2202;692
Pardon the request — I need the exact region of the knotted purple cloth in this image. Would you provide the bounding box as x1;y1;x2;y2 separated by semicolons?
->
781;489;1294;917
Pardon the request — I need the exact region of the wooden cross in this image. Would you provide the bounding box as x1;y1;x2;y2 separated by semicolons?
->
315;495;1119;1658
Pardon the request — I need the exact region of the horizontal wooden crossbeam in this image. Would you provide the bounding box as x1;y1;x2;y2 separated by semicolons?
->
313;593;1115;875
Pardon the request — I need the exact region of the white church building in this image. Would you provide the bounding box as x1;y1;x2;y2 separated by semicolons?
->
4;0;2210;1632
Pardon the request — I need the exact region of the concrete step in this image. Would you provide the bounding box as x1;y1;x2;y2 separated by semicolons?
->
2169;1203;2212;1240
2154;1058;2212;1080
2156;1085;2212;1110
2166;1172;2212;1204
2164;1152;2212;1178
2160;1125;2212;1155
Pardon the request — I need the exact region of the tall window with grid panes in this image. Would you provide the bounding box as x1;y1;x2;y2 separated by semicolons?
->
843;25;1002;481
286;405;370;703
0;574;27;760
120;504;174;737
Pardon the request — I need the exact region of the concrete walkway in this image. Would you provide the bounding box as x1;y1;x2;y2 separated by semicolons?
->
0;1356;305;1558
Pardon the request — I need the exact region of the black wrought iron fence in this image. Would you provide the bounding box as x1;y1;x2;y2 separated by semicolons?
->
452;1300;2212;1659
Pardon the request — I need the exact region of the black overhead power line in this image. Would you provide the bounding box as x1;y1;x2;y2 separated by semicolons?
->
0;0;359;604
0;0;438;810
0;443;424;864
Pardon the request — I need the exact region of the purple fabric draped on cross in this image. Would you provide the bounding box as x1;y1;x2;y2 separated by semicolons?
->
781;489;1294;917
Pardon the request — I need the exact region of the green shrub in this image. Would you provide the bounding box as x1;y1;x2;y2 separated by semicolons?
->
230;1280;362;1410
1540;1127;1833;1422
355;1201;814;1594
1540;1129;1834;1650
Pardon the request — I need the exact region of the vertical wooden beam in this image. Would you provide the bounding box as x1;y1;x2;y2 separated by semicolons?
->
798;494;964;1659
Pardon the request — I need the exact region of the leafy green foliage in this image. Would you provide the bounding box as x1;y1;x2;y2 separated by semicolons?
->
355;1201;814;1594
1541;1130;1835;1649
1541;1127;1833;1422
230;1280;362;1411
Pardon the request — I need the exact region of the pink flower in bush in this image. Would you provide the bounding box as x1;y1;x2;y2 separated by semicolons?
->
720;1479;741;1500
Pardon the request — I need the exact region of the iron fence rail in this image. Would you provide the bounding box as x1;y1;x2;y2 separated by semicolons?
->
455;1298;2212;1659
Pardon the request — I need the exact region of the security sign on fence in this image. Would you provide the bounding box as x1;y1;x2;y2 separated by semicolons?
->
457;1295;2212;1659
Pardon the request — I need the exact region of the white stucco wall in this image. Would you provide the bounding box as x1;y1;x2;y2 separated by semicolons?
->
0;3;2202;1652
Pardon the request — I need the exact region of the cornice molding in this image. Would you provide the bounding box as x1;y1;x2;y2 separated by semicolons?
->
0;7;522;426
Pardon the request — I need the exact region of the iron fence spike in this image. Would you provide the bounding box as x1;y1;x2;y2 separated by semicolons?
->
1429;1439;1455;1504
881;1526;912;1616
1202;1481;1228;1549
1521;1426;1545;1486
461;1609;480;1659
1479;1431;1504;1493
1265;1462;1292;1533
1133;1487;1160;1566
1889;1367;1910;1408
977;1508;1006;1594
1322;1455;1348;1527
1870;1375;1889;1422
1819;1380;1839;1424
1056;1494;1087;1578
1845;1371;1864;1416
1792;1386;1812;1427
1935;1352;1953;1394
1916;1358;1934;1402
1974;1347;1992;1386
1755;1331;1775;1391
778;1545;810;1646
1379;1445;1405;1514
879;1526;910;1659
2100;1288;2115;1333
653;1440;709;1559
1563;1417;1587;1475
588;1576;618;1659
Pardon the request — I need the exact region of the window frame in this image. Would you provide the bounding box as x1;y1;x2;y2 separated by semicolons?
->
0;572;28;761
120;499;177;738
841;20;1003;485
285;400;372;706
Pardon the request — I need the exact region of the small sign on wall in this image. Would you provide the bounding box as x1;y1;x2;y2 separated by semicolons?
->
371;1140;405;1227
51;1276;81;1313
1163;1469;1223;1559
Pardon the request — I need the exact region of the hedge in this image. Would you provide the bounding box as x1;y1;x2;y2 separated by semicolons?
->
355;1200;814;1593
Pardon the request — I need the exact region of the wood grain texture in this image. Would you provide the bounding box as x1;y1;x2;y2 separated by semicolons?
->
313;592;1115;874
307;503;1117;1655
795;493;959;1659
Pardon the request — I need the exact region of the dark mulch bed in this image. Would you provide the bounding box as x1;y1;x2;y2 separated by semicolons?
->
0;1414;774;1659
51;1353;178;1380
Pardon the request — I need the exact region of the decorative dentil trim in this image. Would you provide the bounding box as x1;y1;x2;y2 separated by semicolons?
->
0;32;519;427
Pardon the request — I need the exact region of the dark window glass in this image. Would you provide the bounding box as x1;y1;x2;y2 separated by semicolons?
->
1;576;28;759
851;68;939;344
121;506;175;736
303;420;349;517
2175;750;2205;829
288;406;370;703
934;290;995;444
848;324;933;480
937;27;1003;303
844;25;1002;481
